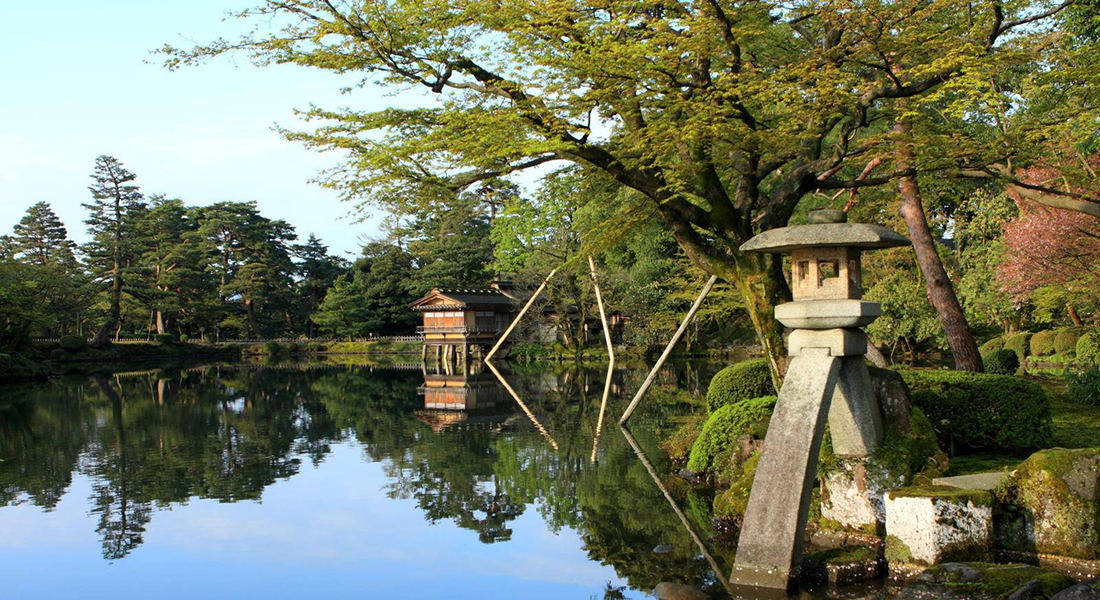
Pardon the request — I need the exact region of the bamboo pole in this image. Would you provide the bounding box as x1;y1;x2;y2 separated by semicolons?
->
484;269;558;363
619;274;718;425
589;257;615;463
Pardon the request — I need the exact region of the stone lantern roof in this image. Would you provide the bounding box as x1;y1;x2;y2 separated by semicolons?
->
739;209;909;254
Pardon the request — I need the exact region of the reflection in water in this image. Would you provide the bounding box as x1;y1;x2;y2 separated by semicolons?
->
1;359;745;596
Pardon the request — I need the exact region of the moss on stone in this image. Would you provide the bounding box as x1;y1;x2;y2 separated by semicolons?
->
660;415;705;463
805;545;879;565
885;534;913;564
888;485;994;508
943;564;1073;600
712;453;759;522
1001;447;1100;559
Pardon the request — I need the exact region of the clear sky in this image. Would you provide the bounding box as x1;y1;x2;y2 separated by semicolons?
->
0;0;393;258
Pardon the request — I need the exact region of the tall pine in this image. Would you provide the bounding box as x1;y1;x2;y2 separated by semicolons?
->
84;156;144;347
12;202;78;267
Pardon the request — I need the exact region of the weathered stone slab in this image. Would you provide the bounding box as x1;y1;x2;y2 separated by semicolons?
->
1052;581;1100;600
731;349;839;589
934;472;1009;491
775;300;881;330
653;582;709;600
821;457;905;532
885;486;994;566
739;222;910;253
788;328;868;356
896;563;1075;600
829;356;884;456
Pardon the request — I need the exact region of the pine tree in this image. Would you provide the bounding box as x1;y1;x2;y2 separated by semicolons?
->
84;156;145;347
294;234;347;337
133;196;212;335
11;202;78;267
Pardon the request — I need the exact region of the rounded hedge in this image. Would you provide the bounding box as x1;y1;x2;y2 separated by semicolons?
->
204;333;217;344
687;396;776;473
900;370;1051;453
49;348;69;361
59;335;87;352
1003;332;1033;363
982;349;1019;376
706;358;775;413
1029;330;1057;357
1054;328;1084;356
262;341;281;355
154;333;176;344
1077;331;1100;365
1067;368;1100;407
979;337;1005;356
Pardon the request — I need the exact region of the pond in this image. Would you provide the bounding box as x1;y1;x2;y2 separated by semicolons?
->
0;359;877;599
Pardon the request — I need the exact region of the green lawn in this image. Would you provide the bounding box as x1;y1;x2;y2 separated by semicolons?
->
945;378;1100;476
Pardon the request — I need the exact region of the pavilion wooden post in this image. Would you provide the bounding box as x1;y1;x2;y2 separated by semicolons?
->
588;257;616;463
484;269;558;363
619;275;717;425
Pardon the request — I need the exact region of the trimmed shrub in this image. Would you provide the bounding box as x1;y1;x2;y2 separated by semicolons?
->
1067;368;1100;406
982;349;1019;375
49;348;69;361
179;334;189;343
154;333;176;344
900;370;1051;453
979;337;1005;356
1054;328;1084;356
283;342;300;353
706;359;775;413
204;333;217;344
1003;332;1033;364
262;341;281;355
307;342;328;352
59;335;87;353
1029;330;1057;357
1078;331;1100;365
687;396;776;473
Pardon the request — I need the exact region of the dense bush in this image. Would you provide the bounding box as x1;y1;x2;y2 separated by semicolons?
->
1067;368;1100;406
262;341;281;355
204;333;217;344
49;348;68;361
982;349;1019;375
1054;328;1084;356
900;370;1051;453
687;396;776;473
706;358;775;413
1029;330;1057;357
154;333;177;344
179;334;189;343
59;335;87;352
1003;332;1033;363
979;337;1004;356
1078;331;1100;365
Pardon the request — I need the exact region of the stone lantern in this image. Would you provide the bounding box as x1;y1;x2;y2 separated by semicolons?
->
729;209;910;591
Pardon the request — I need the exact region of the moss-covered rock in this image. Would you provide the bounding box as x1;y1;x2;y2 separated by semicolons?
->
901;370;1052;453
661;416;706;463
996;448;1100;560
686;396;775;474
712;453;759;524
704;359;775;413
901;562;1074;600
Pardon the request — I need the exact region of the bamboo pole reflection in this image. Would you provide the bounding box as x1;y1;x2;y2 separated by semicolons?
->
619;424;736;597
484;359;559;451
589;256;615;463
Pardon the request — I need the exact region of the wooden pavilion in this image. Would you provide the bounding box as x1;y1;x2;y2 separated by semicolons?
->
410;287;518;363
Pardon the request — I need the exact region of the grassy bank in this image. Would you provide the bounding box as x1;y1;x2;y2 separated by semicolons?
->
240;339;423;356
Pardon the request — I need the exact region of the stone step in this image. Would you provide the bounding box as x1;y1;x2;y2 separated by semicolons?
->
932;471;1009;491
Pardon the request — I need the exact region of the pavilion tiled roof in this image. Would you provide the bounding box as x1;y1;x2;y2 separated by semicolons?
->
409;287;517;311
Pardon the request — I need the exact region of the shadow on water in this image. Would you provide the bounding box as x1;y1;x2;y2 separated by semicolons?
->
0;357;892;599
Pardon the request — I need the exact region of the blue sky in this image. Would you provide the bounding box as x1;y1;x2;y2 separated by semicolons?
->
0;1;394;257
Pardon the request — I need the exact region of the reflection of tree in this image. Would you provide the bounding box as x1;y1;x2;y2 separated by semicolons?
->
0;384;86;510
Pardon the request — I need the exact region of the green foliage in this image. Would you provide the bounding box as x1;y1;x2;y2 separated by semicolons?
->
1078;331;1100;364
312;242;418;338
865;255;946;355
59;335;87;353
687;396;776;473
261;341;281;355
1068;368;1100;406
1004;332;1034;363
1055;328;1085;356
982;349;1019;375
203;334;217;344
955;191;1019;331
178;335;188;343
901;370;1052;453
979;337;1004;356
154;333;176;344
705;359;775;413
1030;330;1058;357
660;416;706;464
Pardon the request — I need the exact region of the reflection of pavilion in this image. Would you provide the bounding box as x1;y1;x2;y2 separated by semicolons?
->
414;370;510;433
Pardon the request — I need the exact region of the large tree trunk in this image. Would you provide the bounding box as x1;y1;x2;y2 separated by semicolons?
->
91;261;122;348
894;120;983;372
731;253;790;389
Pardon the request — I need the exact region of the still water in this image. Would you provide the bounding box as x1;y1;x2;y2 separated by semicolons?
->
0;359;754;599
